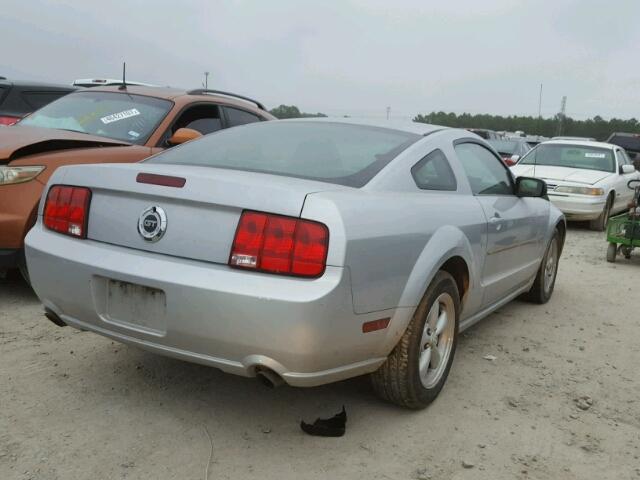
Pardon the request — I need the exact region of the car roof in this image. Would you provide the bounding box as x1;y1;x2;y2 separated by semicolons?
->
72;78;157;87
79;84;187;99
541;139;616;149
75;85;268;112
277;117;447;135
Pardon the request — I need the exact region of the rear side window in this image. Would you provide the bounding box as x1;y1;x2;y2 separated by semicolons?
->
147;121;420;187
455;142;514;195
411;149;457;191
224;107;261;127
173;104;222;135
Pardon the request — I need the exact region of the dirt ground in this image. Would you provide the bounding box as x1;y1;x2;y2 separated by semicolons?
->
1;225;639;480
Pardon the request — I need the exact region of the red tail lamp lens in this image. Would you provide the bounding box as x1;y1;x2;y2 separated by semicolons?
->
44;186;91;238
230;211;329;277
0;115;20;126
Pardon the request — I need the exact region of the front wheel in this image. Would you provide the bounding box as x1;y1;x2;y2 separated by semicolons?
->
606;243;617;263
590;197;612;231
370;271;460;409
523;230;560;304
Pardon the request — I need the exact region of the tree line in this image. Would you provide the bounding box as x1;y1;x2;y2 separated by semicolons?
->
268;105;640;141
269;105;327;119
413;111;640;141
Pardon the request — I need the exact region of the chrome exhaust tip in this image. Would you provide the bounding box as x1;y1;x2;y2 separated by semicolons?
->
255;367;285;388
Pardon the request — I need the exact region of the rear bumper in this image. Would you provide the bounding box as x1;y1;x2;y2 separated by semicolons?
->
547;194;606;221
25;225;409;387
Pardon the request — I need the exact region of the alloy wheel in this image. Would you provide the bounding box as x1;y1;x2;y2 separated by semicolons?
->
419;293;456;389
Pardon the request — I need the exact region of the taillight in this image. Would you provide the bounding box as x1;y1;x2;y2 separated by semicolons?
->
0;115;20;126
503;157;516;166
229;211;329;278
43;185;91;238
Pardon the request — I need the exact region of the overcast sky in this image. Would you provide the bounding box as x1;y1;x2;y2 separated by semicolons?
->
2;0;639;120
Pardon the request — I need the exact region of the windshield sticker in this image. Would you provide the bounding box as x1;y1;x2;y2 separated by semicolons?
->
585;152;606;158
100;108;140;124
128;130;140;138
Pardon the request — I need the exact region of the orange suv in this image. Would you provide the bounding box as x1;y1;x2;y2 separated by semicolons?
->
0;85;274;278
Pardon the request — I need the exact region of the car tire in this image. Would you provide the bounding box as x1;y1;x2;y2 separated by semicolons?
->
606;243;617;263
589;196;612;232
370;271;460;409
523;230;560;304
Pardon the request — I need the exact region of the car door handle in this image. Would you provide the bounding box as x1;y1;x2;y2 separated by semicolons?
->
489;213;503;231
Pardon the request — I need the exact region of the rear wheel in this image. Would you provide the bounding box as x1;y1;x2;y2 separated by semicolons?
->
606;243;617;263
370;271;460;409
523;230;560;304
590;196;612;231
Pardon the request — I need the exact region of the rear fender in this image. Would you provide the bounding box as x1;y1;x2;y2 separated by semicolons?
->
397;224;477;321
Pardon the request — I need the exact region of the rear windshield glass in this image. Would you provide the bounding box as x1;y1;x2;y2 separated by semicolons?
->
20;91;172;144
487;140;519;154
520;144;615;172
146;121;420;187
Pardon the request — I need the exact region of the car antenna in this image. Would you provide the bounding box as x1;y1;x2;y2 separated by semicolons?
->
118;62;127;90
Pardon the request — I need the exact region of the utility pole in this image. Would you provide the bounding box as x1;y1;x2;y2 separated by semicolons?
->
386;106;391;120
556;96;567;136
537;83;543;119
536;83;543;139
204;71;210;89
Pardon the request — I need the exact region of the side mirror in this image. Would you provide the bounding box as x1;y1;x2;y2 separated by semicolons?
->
510;154;521;163
167;127;202;146
516;176;547;198
621;164;636;174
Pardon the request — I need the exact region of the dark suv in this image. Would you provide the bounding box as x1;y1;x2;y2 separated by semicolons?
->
607;132;640;170
0;77;76;125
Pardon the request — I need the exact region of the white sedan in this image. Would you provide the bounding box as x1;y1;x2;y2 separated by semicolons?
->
511;140;640;230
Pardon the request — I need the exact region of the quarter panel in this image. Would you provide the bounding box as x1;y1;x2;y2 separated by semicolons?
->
302;190;487;315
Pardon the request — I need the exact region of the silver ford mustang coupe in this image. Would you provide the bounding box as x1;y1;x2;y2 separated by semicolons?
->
25;119;565;408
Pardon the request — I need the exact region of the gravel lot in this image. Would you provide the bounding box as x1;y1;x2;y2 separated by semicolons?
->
1;226;639;480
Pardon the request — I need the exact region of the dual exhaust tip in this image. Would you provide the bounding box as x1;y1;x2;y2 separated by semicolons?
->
43;308;286;389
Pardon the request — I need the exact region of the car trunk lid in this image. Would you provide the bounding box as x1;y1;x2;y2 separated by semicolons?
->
58;163;344;265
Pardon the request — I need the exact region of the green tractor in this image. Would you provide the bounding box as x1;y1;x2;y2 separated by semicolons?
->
606;179;640;262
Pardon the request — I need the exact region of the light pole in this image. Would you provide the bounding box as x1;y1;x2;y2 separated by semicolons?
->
536;83;543;139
